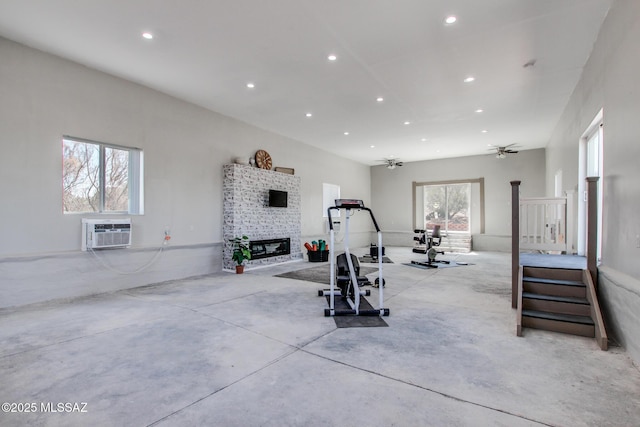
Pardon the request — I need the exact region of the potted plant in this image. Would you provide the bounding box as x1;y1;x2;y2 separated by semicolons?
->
231;235;251;273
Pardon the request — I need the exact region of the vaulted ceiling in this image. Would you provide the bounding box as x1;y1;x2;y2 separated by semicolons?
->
0;0;612;165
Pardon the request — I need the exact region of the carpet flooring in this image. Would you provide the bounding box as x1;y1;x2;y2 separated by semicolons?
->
520;252;586;269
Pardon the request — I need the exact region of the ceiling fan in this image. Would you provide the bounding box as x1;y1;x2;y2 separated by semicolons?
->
380;158;404;169
489;144;519;159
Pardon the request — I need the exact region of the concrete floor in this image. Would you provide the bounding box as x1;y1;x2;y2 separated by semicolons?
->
1;248;639;427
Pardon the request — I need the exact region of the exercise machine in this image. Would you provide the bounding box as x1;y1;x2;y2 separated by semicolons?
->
318;199;390;317
413;225;443;253
411;225;449;268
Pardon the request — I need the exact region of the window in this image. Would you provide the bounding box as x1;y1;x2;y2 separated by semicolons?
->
414;178;484;235
62;136;143;214
422;183;471;233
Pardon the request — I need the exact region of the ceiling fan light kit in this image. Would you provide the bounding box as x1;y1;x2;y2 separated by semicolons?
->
489;144;520;159
381;158;403;169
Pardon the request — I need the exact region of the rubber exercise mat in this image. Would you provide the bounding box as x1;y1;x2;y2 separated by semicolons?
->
403;261;473;269
358;256;393;264
325;296;388;328
275;265;378;285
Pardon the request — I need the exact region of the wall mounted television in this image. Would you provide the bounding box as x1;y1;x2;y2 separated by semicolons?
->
269;189;288;207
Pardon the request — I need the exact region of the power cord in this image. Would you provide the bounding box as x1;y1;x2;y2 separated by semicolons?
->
88;233;169;275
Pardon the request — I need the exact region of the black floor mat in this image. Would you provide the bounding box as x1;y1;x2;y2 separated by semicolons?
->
275;264;378;285
324;296;388;328
403;261;473;269
358;256;393;264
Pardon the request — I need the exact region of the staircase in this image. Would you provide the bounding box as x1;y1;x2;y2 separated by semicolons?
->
517;266;608;350
442;232;471;253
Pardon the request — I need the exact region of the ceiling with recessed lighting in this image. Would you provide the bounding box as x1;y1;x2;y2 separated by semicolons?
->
0;0;612;165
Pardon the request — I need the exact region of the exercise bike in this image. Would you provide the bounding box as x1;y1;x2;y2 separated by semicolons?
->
318;199;390;317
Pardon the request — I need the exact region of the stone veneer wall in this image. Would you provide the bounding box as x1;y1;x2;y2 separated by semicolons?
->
223;164;302;269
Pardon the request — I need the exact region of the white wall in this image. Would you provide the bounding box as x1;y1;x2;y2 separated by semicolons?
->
545;0;640;363
370;149;546;250
0;37;370;307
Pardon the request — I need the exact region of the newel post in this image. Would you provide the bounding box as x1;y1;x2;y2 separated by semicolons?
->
511;180;521;309
586;177;599;287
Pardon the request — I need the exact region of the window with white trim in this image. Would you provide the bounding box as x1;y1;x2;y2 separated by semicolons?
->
62;136;144;214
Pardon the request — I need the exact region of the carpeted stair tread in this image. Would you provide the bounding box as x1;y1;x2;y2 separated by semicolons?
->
523;276;585;287
522;292;589;305
521;265;584;271
522;309;594;325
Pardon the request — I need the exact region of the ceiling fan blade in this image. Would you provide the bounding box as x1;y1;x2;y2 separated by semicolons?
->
505;150;519;153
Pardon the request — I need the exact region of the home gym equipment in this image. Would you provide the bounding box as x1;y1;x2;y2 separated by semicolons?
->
412;224;442;253
410;250;450;268
413;229;427;253
318;199;390;317
411;225;449;268
369;243;385;259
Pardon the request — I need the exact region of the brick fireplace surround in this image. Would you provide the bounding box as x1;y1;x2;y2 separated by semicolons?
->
222;164;302;270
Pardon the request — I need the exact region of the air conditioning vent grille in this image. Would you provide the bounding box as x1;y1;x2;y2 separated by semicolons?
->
96;231;131;247
82;218;132;250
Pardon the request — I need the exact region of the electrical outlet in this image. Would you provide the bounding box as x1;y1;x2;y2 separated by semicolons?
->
164;226;171;245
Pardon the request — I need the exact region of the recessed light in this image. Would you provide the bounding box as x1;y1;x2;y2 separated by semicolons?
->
403;121;411;125
328;54;337;61
142;32;153;40
475;109;484;113
344;131;349;135
481;130;488;133
246;82;255;89
305;112;312;117
370;145;375;148
464;76;475;83
376;97;384;102
421;138;427;142
445;16;457;25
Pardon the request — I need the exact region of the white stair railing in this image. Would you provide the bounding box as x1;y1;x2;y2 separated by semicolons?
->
519;191;574;253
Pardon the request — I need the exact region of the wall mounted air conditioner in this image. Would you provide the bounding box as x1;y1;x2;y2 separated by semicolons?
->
81;218;132;251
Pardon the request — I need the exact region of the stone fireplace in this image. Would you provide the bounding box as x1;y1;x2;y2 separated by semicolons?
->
222;164;302;270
